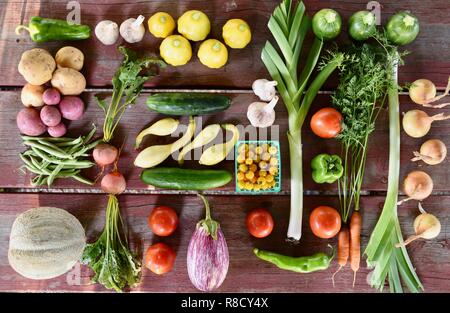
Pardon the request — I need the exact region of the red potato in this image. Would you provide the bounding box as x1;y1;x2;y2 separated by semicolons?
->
47;122;67;137
16;107;47;136
42;88;61;105
59;96;85;120
40;105;62;127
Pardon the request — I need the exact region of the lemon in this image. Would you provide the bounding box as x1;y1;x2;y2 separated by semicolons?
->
197;39;228;69
148;12;175;38
159;35;192;66
177;10;211;41
222;19;251;49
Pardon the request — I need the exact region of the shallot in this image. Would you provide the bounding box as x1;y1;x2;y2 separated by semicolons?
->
409;77;450;108
402;109;450;138
398;170;433;205
411;139;447;165
396;203;441;247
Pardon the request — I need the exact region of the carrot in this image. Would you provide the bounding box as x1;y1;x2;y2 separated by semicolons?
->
349;210;362;287
332;226;349;287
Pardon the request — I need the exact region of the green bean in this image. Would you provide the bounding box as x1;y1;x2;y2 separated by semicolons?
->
33;147;95;167
83;125;97;144
24;164;44;175
31;175;43;186
19;154;41;173
24;141;72;159
22;149;34;157
73;174;94;185
29;154;42;169
47;164;64;187
48;162;93;170
21;136;73;142
67;144;83;156
55;136;83;147
37;139;67;155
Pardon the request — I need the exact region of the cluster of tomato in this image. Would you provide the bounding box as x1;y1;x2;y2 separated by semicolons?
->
144;206;179;275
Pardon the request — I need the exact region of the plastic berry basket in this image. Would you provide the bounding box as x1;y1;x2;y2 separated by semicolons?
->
235;140;281;194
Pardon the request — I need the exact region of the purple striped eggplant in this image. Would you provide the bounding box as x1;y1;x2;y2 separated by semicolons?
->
187;194;229;292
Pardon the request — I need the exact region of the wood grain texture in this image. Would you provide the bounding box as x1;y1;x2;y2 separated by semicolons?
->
0;0;449;88
1;90;449;194
0;193;448;292
1;0;450;294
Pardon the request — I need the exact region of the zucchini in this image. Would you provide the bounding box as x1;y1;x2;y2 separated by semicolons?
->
146;93;231;116
140;167;232;190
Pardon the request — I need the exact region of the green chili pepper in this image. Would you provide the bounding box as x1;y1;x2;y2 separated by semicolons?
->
15;16;90;42
253;247;334;273
311;153;343;184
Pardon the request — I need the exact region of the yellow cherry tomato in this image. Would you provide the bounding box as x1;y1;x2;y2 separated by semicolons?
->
198;39;228;69
245;171;255;180
237;153;246;164
148;12;175;38
159;35;192;66
239;164;248;172
222;18;251;49
178;10;210;41
244;182;254;190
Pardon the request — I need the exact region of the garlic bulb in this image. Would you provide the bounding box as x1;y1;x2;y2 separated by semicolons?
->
252;79;278;101
247;96;279;128
120;15;145;43
95;20;119;45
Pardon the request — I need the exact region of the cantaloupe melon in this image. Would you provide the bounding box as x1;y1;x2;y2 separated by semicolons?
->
8;207;86;280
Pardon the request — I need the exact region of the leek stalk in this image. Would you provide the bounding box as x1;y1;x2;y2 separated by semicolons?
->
364;52;423;292
262;0;344;241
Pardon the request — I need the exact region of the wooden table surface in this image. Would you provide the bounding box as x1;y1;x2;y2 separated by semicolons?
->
0;0;449;293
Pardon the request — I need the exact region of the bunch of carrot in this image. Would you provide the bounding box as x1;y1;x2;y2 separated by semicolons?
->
333;211;362;287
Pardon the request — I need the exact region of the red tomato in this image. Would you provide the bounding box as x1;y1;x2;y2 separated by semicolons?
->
144;243;176;275
309;206;341;239
148;206;178;236
310;108;343;138
246;208;274;238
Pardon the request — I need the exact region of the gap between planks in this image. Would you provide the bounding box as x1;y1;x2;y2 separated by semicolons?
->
3;188;450;197
0;86;418;95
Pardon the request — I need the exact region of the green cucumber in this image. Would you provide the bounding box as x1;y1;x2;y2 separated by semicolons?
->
146;93;231;116
140;167;232;190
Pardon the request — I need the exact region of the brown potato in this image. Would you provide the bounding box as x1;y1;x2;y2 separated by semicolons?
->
21;83;45;107
51;68;86;96
18;48;56;85
55;46;84;71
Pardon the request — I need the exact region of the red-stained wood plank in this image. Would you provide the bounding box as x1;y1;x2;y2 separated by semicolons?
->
0;0;449;88
0;193;449;292
1;90;449;195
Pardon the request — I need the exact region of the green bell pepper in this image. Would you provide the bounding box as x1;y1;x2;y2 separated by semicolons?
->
311;153;343;184
15;16;91;42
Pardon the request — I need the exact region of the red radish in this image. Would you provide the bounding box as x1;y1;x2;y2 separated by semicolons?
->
59;96;85;120
42;88;61;105
93;143;119;166
16;107;46;136
101;171;126;194
40;105;61;127
47;122;67;137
